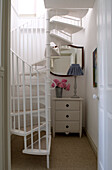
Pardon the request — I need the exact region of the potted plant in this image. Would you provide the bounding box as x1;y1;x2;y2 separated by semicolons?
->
51;79;70;98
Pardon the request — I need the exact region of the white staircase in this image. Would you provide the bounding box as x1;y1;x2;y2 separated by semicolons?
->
10;46;55;168
10;7;88;169
48;9;87;76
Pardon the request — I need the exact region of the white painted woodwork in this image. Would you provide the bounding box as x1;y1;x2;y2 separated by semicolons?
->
0;68;4;170
10;50;53;169
11;17;46;65
56;111;79;121
1;0;11;169
0;0;2;67
50;9;86;18
49;9;89;18
50;32;72;46
55;121;79;132
98;0;112;169
53;98;83;138
44;0;95;9
50;46;60;56
66;9;89;18
46;10;51;142
50;20;83;34
32;59;46;67
10;3;89;169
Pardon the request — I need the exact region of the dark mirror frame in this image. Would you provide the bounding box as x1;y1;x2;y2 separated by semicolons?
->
50;45;84;77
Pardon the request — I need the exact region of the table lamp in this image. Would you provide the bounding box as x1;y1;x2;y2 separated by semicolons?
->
67;64;83;98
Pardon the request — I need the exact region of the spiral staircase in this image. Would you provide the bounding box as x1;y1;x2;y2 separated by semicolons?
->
11;5;89;169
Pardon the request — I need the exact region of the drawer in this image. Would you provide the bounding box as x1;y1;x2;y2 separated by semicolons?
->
56;111;79;121
55;121;79;132
56;101;79;110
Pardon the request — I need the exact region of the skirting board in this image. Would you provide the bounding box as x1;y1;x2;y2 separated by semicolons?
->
83;128;97;158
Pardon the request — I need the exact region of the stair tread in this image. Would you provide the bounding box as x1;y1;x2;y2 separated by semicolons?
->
11;95;45;99
23;135;51;155
51;20;83;34
51;56;60;59
11;122;46;136
32;59;46;66
50;32;72;45
11;108;45;115
12;83;45;86
19;67;47;76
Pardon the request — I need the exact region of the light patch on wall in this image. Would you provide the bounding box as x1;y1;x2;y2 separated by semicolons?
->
36;0;45;17
18;0;45;17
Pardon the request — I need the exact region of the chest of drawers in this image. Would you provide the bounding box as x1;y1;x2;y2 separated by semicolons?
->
52;98;83;137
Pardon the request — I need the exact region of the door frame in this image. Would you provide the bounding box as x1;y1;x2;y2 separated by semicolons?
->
4;0;110;169
1;0;11;169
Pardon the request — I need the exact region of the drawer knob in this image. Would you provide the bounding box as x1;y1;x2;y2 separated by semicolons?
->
66;125;69;128
66;104;69;107
66;115;69;118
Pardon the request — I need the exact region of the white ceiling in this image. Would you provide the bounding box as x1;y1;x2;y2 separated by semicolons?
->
44;0;95;9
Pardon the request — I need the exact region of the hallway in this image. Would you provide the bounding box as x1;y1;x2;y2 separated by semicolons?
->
11;134;97;170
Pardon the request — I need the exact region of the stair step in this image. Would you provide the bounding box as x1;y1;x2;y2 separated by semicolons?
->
12;83;45;87
32;59;46;67
48;9;88;18
51;56;60;59
38;68;49;73
50;32;72;46
10;108;45;116
49;9;68;18
50;20;83;34
11;95;45;100
19;67;47;77
60;49;72;56
11;122;46;136
23;135;51;155
65;9;89;18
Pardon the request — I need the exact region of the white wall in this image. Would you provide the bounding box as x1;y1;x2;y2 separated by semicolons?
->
51;20;86;127
11;0;19;29
84;1;98;147
51;26;85;127
11;1;46;65
51;3;98;148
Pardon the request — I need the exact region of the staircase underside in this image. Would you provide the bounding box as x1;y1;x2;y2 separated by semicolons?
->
44;0;95;8
50;33;72;46
32;59;46;67
51;20;83;34
49;9;89;18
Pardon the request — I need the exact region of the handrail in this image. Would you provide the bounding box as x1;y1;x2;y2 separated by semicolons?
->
11;21;29;32
11;2;19;17
11;16;45;32
10;49;31;67
11;17;46;65
10;49;56;88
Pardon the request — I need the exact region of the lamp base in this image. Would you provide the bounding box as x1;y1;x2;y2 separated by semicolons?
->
71;95;80;98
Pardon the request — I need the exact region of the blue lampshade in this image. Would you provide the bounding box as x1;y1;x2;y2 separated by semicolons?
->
67;64;83;76
67;64;83;98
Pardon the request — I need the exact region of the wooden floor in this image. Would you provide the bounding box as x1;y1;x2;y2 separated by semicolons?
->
11;133;97;170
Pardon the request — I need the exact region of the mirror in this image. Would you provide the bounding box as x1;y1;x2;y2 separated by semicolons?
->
50;45;84;76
